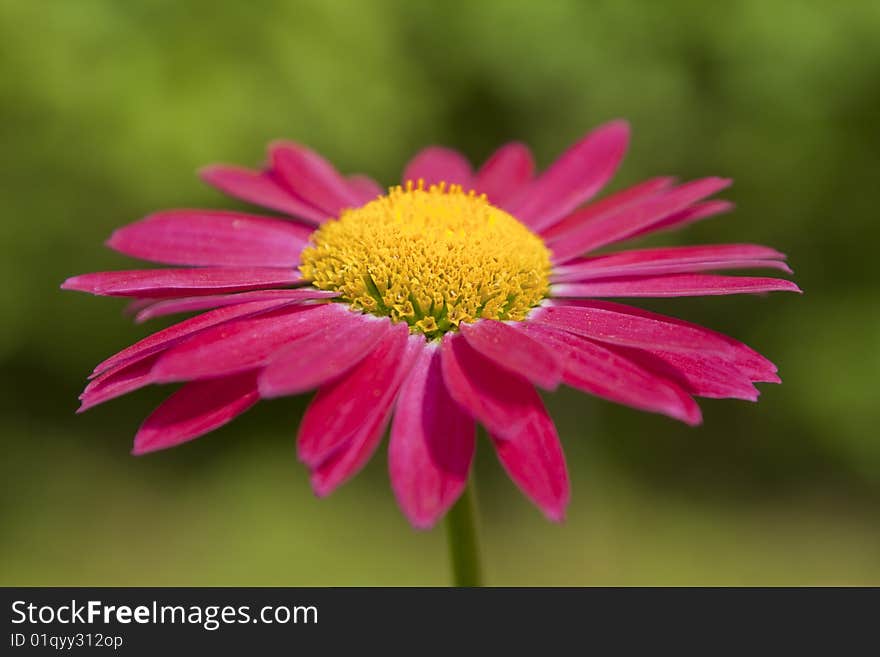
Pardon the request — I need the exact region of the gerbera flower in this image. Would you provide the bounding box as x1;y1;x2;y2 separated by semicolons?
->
63;121;799;528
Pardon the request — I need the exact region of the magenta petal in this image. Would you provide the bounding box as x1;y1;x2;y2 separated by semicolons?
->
258;313;390;398
473;142;534;205
541;176;674;240
199;165;327;224
107;210;313;268
389;345;475;529
551;244;790;282
533;302;735;356
151;304;346;382
346;174;384;205
306;335;422;496
547;300;779;383
91;297;306;378
630;199;734;238
491;405;570;522
134;289;336;323
132;372;259;455
270;141;363;216
297;323;412;469
78;354;159;412
549;177;732;262
506;120;630;233
552;274;801;298
459;320;563;390
520;324;702;424
310;405;393;498
614;346;760;401
124;298;160;317
552;259;791;281
440;333;546;440
61;267;301;298
401;147;473;187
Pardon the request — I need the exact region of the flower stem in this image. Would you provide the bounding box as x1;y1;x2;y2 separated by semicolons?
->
445;481;483;587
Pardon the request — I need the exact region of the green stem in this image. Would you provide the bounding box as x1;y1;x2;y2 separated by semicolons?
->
445;481;483;587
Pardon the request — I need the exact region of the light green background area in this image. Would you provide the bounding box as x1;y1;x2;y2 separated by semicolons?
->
1;0;879;585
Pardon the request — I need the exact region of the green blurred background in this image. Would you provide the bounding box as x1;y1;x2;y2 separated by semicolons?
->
2;0;879;585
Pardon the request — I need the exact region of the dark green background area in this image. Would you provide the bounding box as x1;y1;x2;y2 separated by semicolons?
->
1;0;878;585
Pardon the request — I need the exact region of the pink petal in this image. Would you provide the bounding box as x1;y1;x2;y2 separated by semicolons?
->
459;320;563;390
107;210;313;268
91;297;307;378
270;141;363;216
547;300;779;382
310;403;394;498
389;344;475;529
133;289;336;323
401;147;473;187
199;165;327;224
258;313;390;398
552;274;801;298
552;258;791;282
346;174;384;205
132;371;259;455
78;354;160;412
473;142;534;205
491;403;570;522
533;301;735;356
551;244;790;282
520;323;702;424
549;177;732;262
62;267;301;298
506;120;630;233
150;303;347;382
540;177;675;240
630;199;733;238
124;298;160;317
297;323;412;469
613;346;761;401
440;333;546;440
307;335;423;496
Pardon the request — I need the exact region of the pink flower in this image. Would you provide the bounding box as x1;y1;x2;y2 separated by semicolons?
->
63;121;799;528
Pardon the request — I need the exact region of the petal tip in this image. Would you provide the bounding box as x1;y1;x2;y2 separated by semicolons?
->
712;176;734;189
768;279;803;294
309;475;334;499
607;118;631;135
680;402;704;426
297;443;324;471
130;443;150;457
104;231;124;252
541;501;569;523
267;138;299;153
406;514;439;531
131;435;164;456
197;164;225;183
596;119;630;152
256;377;280;400
60;276;83;291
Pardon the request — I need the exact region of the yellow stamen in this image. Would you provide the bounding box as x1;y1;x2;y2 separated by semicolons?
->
299;181;551;339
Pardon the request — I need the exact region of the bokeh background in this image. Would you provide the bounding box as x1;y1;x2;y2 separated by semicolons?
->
2;0;879;585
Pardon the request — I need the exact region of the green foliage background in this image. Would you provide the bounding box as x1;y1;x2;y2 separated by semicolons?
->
1;0;878;584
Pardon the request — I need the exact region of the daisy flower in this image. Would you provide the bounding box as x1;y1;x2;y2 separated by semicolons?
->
63;120;799;530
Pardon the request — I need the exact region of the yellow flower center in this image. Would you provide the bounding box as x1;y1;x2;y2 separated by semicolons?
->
298;182;552;339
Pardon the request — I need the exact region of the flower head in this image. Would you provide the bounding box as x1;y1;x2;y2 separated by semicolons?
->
63;121;799;528
300;181;551;337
